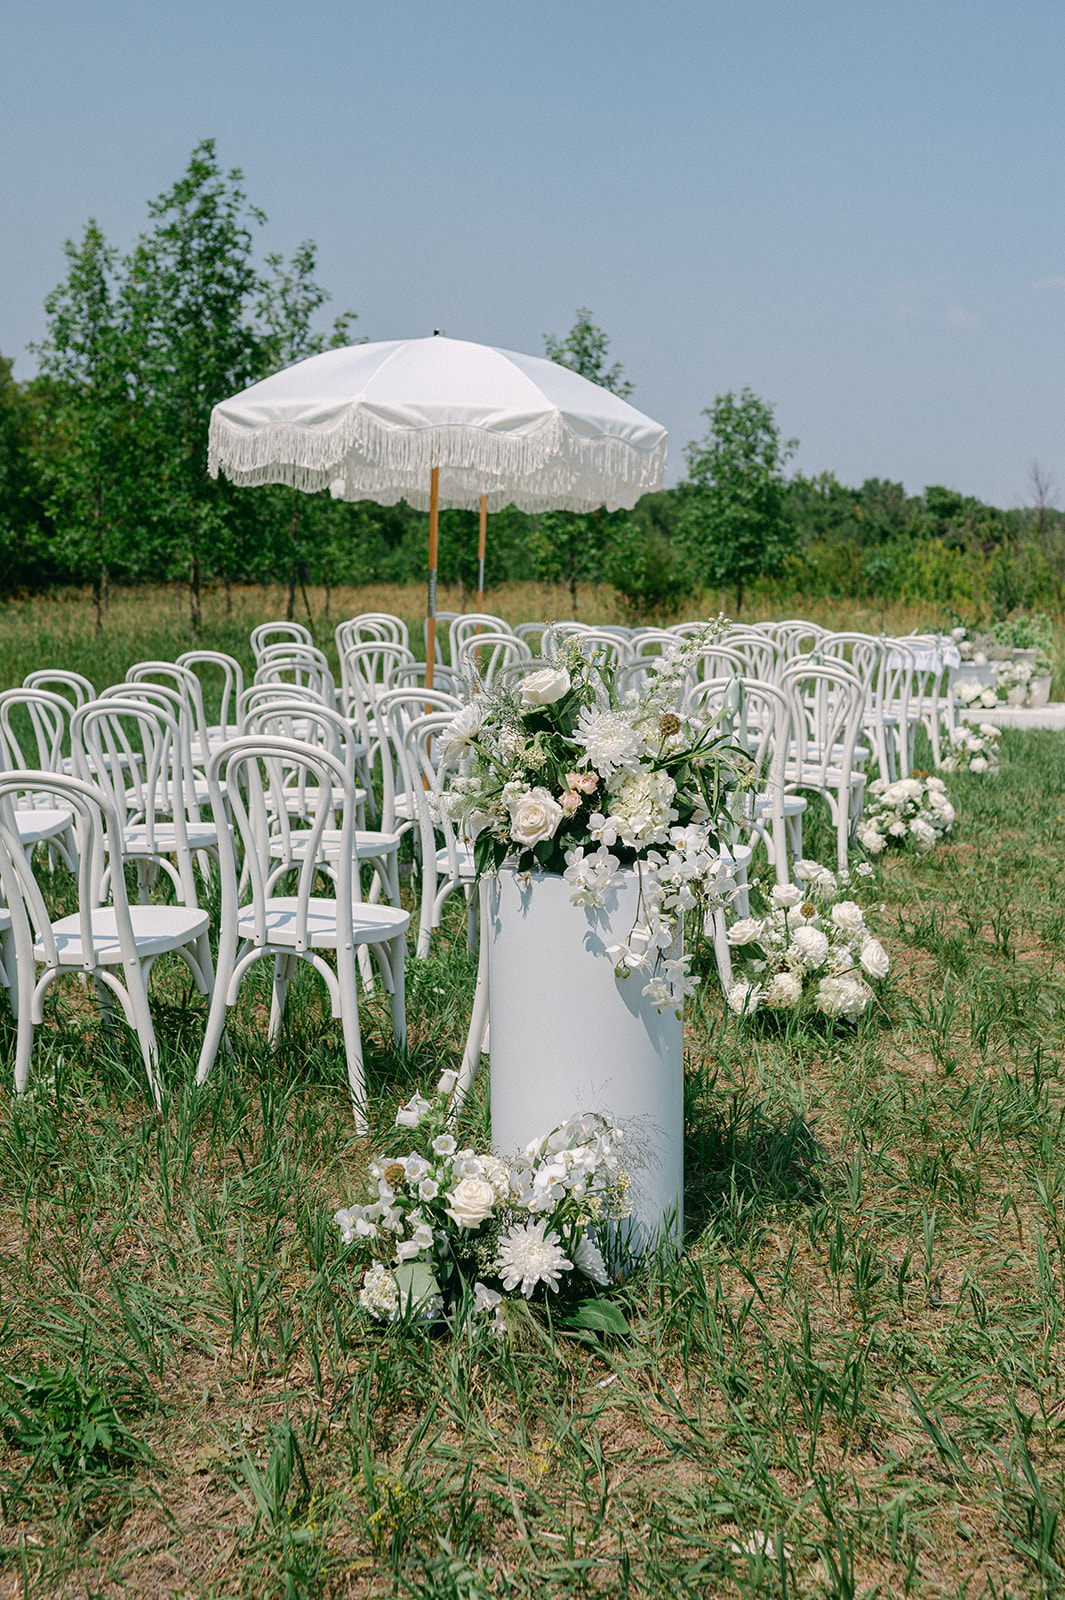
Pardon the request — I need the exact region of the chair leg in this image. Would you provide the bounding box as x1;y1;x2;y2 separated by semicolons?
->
12;964;37;1095
388;934;407;1053
454;881;489;1113
336;948;368;1132
268;954;297;1045
122;960;163;1109
195;979;231;1087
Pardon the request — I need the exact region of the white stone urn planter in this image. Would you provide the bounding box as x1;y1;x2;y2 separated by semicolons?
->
485;868;684;1252
1030;674;1053;709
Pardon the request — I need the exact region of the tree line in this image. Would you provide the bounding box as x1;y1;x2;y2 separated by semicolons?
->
3;140;1065;632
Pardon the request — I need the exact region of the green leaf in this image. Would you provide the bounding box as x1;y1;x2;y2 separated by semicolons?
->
562;1299;630;1338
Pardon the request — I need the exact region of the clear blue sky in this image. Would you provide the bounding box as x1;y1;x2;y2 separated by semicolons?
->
4;0;1064;506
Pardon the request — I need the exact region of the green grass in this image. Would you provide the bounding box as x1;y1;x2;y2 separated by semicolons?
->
1;607;1065;1594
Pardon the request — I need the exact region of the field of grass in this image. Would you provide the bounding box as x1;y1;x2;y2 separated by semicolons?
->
0;593;1063;1596
3;582;1062;700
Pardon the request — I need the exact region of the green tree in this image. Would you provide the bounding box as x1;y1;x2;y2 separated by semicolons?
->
0;352;53;591
536;307;634;614
679;388;797;613
29;222;135;630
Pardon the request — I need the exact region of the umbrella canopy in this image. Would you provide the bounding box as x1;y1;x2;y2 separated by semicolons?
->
208;335;667;513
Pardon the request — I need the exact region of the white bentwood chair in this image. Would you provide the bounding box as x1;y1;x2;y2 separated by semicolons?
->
195;737;409;1129
0;772;213;1104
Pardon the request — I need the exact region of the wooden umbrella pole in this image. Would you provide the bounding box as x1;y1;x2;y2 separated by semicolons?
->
426;465;439;693
476;493;487;618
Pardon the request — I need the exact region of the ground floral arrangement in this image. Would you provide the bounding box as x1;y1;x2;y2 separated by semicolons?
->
336;1073;632;1334
724;859;889;1022
856;774;956;854
941;721;1002;774
440;626;749;1012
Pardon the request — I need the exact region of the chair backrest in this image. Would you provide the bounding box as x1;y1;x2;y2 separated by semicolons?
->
241;697;363;793
721;630;782;684
96;683;205;825
395;710;466;885
543;626;633;667
238;682;329;729
448;613;514;664
72;697;197;902
254;645;337;706
337;641;415;727
335;613;410;656
126;660;212;758
390;661;462;695
514;621;551;654
0;771;134;972
250;621;314;662
0;688;70;775
374;688;463;831
454;631;532;688
207;737;358;952
780;660;865;785
176;650;245;744
630;628;680;658
23;670;96;708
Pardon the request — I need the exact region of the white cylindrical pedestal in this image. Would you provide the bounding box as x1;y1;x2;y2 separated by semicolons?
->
486;869;683;1250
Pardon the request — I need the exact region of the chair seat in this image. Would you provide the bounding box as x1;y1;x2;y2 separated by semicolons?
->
436;843;476;879
237;897;410;950
124;822;219;852
784;766;866;790
37;905;211;966
754;792;807;817
14;810;73;846
270;827;402;862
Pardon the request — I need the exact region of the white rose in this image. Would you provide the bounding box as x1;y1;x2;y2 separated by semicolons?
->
764;970;802;1008
858;827;886;854
770;884;804;909
445;1177;497;1229
926;776;947;792
910;817;937;849
789;926;830;967
859;937;890;979
830;901;865;933
726;917;764;946
508;786;564;848
970;757;988;773
521;666;571;706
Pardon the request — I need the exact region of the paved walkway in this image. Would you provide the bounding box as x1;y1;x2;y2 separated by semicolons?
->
961;703;1065;731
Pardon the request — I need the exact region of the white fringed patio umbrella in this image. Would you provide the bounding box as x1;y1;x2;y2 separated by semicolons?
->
208;335;667;685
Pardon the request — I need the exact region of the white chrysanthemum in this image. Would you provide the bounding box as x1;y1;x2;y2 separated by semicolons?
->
788;926;830;968
816;974;872;1020
764;970;802;1009
573;1232;611;1285
573;707;645;778
359;1262;400;1319
727;979;762;1015
442;702;482;757
495;1221;573;1297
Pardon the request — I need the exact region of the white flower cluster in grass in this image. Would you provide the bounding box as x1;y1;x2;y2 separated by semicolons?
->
955;680;1001;711
857;774;957;855
940;724;1001;776
723;860;888;1023
336;1080;628;1323
438;622;749;1013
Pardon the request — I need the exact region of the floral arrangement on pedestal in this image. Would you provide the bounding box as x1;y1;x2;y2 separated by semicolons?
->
954;679;1001;713
440;628;750;1011
335;1073;631;1331
723;859;889;1022
856;775;955;855
941;723;1001;775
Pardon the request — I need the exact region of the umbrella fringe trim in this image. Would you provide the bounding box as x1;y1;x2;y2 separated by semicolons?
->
208;409;666;510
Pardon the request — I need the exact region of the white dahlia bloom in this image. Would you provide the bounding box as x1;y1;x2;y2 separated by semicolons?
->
495;1221;573;1297
573;708;645;778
